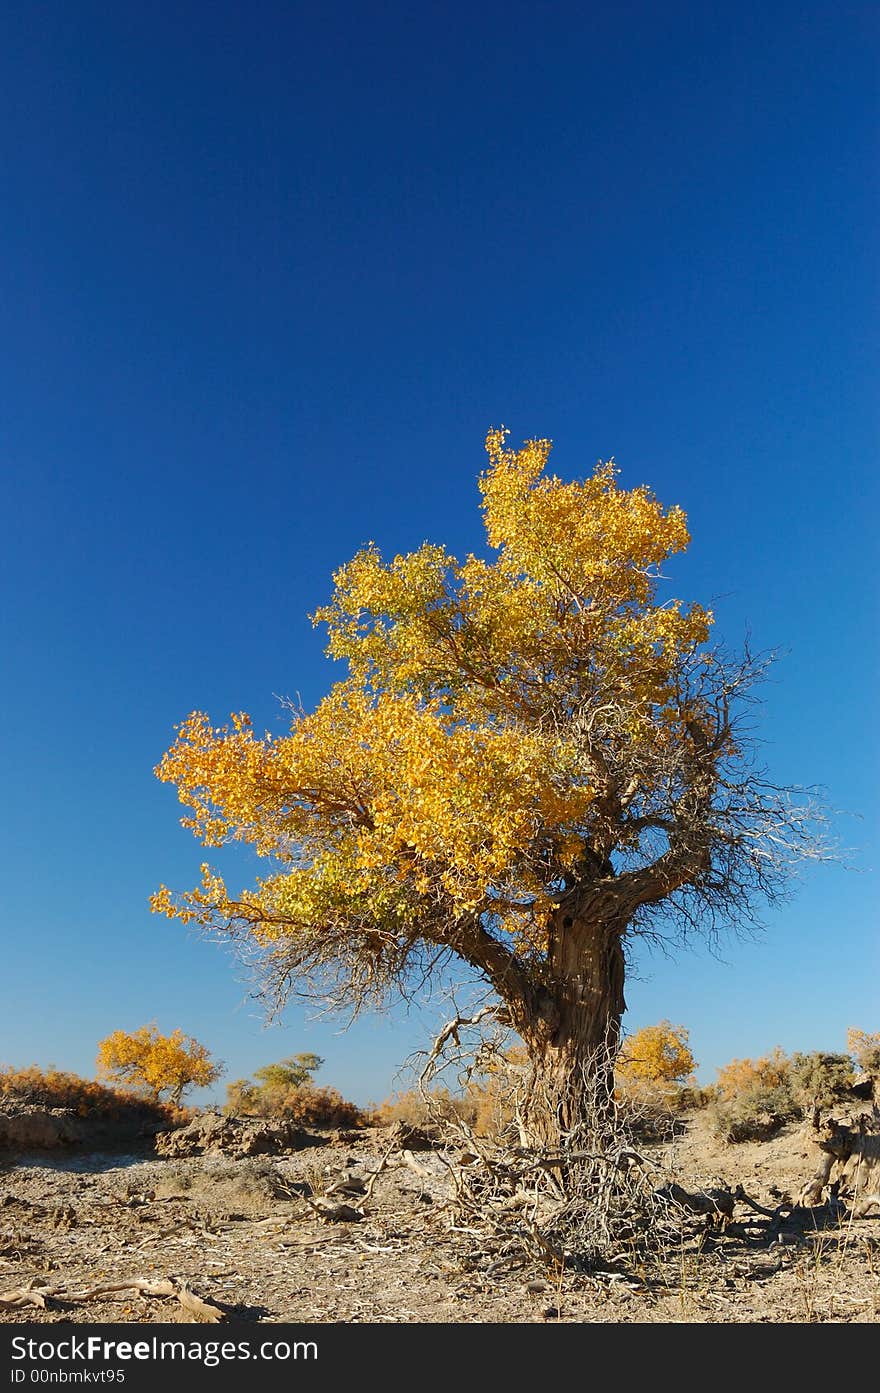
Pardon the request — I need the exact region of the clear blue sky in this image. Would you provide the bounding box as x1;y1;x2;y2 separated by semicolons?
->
1;1;877;1105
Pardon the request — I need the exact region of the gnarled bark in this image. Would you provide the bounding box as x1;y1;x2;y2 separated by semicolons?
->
513;907;627;1148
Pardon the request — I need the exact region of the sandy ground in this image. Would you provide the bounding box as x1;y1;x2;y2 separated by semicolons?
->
1;1116;879;1324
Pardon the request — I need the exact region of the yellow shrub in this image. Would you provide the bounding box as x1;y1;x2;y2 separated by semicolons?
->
373;1088;478;1130
0;1064;187;1125
714;1047;790;1101
274;1085;367;1129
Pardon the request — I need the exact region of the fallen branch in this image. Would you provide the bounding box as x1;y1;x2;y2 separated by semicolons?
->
363;1141;398;1202
400;1149;442;1183
177;1283;226;1322
71;1276;224;1322
733;1186;790;1221
307;1198;364;1223
0;1280;51;1311
276;1234;340;1249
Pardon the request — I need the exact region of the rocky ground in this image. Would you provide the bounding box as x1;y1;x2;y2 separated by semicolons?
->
1;1114;878;1324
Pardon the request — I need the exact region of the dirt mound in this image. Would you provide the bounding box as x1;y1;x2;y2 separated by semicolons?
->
140;1156;299;1215
387;1121;440;1151
0;1107;84;1150
154;1111;319;1158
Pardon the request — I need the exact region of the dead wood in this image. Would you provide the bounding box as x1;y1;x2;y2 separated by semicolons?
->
65;1276;225;1322
362;1141;398;1202
176;1282;226;1322
307;1198;365;1222
0;1279;51;1311
388;1122;439;1152
654;1183;736;1225
732;1186;790;1221
323;1173;368;1198
400;1149;442;1183
798;1115;880;1215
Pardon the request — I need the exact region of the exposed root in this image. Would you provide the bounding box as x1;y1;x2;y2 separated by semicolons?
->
1;1274;226;1322
413;1025;686;1271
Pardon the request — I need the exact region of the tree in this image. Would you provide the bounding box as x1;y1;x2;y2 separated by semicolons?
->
616;1021;695;1094
847;1028;880;1104
224;1053;325;1115
96;1025;222;1106
152;429;823;1147
847;1027;880;1078
252;1053;324;1091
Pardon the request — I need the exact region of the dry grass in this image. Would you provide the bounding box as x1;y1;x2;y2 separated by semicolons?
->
0;1066;187;1127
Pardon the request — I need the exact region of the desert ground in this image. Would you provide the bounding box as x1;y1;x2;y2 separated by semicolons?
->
1;1113;879;1325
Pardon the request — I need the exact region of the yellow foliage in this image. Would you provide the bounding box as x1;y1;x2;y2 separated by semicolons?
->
713;1047;790;1102
616;1021;696;1089
232;1083;366;1129
847;1027;880;1075
96;1024;222;1105
153;430;714;960
372;1088;477;1131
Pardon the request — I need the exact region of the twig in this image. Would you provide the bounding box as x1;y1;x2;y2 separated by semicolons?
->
363;1141;398;1201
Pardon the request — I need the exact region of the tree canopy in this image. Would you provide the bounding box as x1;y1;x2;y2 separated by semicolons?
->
96;1025;221;1105
152;430;822;1137
616;1021;696;1090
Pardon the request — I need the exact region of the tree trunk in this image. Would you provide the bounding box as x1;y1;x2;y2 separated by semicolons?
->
516;911;626;1150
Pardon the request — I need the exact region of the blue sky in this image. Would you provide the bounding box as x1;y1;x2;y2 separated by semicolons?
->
1;1;877;1104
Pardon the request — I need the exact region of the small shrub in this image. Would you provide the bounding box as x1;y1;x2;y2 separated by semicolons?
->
708;1048;798;1142
225;1078;366;1128
225;1078;258;1114
847;1028;880;1078
274;1085;367;1129
706;1082;800;1143
714;1047;791;1102
224;1055;365;1128
787;1052;854;1110
676;1083;713;1110
374;1088;478;1132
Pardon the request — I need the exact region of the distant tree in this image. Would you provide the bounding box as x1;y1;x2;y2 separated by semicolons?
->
847;1028;880;1104
153;429;826;1149
616;1021;695;1093
224;1078;258;1114
787;1051;853;1110
96;1025;221;1105
224;1054;323;1115
847;1028;880;1078
252;1053;324;1090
